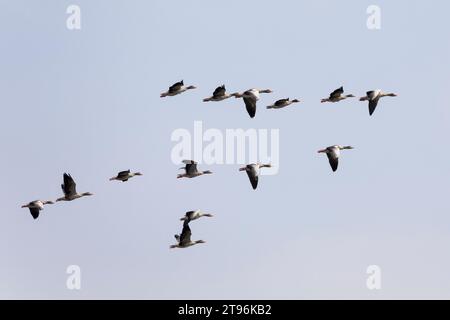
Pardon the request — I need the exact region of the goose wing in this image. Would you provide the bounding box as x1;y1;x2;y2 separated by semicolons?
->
183;160;198;175
62;173;77;197
329;87;344;99
169;80;183;93
117;170;131;179
326;152;339;172
185;211;196;222
368;97;380;116
246;166;259;189
29;208;40;220
243;97;257;118
213;85;226;98
179;221;192;246
275;98;289;107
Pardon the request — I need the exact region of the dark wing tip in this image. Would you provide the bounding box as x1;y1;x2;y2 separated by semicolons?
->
29;208;39;219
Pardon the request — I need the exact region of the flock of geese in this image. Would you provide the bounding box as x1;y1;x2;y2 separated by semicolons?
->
21;80;397;249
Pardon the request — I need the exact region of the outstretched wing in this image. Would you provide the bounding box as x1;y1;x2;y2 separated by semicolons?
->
62;173;77;197
213;85;226;98
182;160;198;175
117;170;131;179
169;80;183;93
275;98;289;107
326;153;339;172
243;97;257;118
368;98;380;116
29;208;40;220
246;166;259;190
179;221;192;246
329;87;344;99
185;211;195;222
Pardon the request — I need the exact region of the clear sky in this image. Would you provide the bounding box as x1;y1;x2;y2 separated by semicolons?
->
1;0;450;299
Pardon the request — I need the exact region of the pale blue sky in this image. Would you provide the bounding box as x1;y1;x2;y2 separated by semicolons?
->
1;0;450;299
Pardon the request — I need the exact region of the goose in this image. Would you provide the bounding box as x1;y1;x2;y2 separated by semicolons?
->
160;80;196;98
56;173;93;202
109;170;143;182
359;90;397;116
234;88;273;118
180;210;214;222
267;98;300;109
239;163;272;190
170;220;206;249
318;145;354;172
203;85;239;102
321;86;355;103
21;200;54;220
177;160;213;179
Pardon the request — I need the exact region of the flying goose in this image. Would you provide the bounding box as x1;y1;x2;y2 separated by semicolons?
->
109;170;143;182
160;80;196;98
177;160;213;179
267;98;300;109
360;90;397;115
180;210;214;222
239;163;272;190
56;173;93;202
203;85;239;102
321;87;355;103
234;88;273;118
170;220;206;249
21;200;54;220
318;145;354;172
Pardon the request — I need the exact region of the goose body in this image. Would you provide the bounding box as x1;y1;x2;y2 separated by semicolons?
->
321;87;355;103
177;160;213;179
360;90;397;115
21;200;54;219
109;170;143;182
56;173;93;202
267;98;300;109
239;163;272;190
234;88;273;118
170;220;206;249
318;145;354;172
160;80;196;97
203;85;238;102
180;210;214;222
